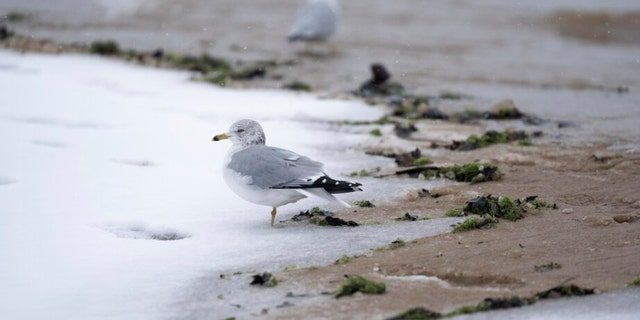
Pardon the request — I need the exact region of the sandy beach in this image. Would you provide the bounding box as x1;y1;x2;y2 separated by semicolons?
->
1;1;640;319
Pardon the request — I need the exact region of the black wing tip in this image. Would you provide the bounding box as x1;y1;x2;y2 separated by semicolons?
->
314;176;362;194
269;175;362;193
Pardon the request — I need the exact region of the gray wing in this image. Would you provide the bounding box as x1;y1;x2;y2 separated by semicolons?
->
289;0;337;40
228;145;325;189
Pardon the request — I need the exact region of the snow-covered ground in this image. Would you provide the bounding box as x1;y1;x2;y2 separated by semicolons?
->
0;50;461;319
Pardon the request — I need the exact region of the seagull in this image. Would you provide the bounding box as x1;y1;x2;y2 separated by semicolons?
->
212;119;362;226
288;0;339;43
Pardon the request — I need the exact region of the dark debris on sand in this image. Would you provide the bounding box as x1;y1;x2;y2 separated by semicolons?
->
292;207;359;227
250;272;278;287
388;283;596;319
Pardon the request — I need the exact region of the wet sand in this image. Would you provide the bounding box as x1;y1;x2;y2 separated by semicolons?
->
2;0;640;318
267;142;640;319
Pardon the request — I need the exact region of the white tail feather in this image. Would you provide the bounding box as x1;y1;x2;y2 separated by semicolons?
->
299;189;351;208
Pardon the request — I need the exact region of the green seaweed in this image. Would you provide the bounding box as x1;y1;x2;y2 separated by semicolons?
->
455;109;484;123
447;296;530;317
451;130;536;151
444;208;464;217
452;216;497;233
396;213;418;221
493;107;524;119
387;284;595;319
454;106;524;123
498;196;519;221
292;207;330;221
534;262;563;273
630;276;640;286
309;216;328;226
524;197;557;210
436;163;501;183
250;272;278;288
5;11;27;22
282;81;311;92
281;264;297;272
349;167;381;178
88;40;120;55
354;200;375;208
395;148;423;167
375;238;408;251
201;71;229;86
298;207;358;226
367;147;426;167
390;98;449;120
534;284;595;299
417;162;500;184
334;275;386;298
463;195;528;221
310;216;359;227
386;307;441;320
334;255;359;265
389;238;406;249
394;122;418;138
439;92;464;100
518;139;533;146
447;194;550;232
412;156;432;166
166;53;231;74
349;169;369;177
310;206;324;215
228;63;267;80
370;128;382;137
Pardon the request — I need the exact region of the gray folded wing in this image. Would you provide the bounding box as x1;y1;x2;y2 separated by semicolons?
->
228;145;325;189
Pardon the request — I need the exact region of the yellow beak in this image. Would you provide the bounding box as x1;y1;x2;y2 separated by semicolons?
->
212;133;229;141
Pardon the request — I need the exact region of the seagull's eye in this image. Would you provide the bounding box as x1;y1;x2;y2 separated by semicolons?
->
237;129;245;133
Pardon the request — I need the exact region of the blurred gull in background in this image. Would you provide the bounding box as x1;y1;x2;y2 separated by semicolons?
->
288;0;339;44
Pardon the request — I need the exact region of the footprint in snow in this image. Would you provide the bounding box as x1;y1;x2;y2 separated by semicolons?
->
105;223;190;241
112;158;156;167
31;140;68;148
0;176;17;186
7;116;112;130
65;121;112;129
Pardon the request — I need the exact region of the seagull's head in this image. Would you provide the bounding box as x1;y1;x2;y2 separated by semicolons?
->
212;119;266;147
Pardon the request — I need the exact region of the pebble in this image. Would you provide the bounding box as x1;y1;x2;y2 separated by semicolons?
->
583;215;612;227
562;208;574;214
492;98;517;111
613;214;635;223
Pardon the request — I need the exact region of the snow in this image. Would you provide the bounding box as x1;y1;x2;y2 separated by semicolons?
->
0;50;459;319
